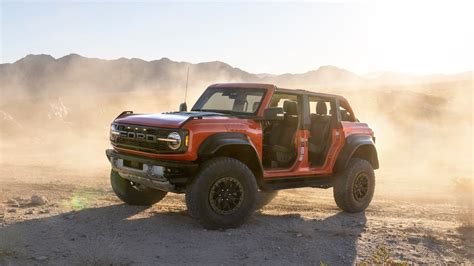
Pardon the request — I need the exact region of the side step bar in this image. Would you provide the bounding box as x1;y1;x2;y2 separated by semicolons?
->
262;175;335;191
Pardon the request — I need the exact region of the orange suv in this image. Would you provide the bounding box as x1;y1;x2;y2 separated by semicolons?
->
106;83;379;229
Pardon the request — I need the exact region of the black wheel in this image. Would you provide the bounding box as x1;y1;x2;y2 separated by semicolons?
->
185;157;257;229
333;158;375;213
255;190;279;210
110;170;167;206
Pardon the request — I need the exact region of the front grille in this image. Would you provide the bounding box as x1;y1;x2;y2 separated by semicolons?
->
111;123;185;154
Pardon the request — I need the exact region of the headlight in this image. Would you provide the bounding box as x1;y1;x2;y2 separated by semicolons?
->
110;124;119;132
110;123;119;140
166;132;182;150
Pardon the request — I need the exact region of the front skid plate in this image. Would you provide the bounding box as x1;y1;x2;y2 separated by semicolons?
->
107;151;178;192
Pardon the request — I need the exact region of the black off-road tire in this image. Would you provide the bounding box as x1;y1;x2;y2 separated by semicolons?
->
110;170;167;206
333;158;375;213
185;157;258;229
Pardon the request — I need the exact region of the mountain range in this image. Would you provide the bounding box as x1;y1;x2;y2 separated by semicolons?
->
0;53;471;170
1;54;471;101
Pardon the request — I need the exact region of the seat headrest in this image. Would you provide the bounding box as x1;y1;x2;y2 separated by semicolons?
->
252;102;260;112
283;101;298;115
316;101;327;115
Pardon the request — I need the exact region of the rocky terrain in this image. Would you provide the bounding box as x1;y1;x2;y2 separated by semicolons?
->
0;164;472;265
0;54;472;264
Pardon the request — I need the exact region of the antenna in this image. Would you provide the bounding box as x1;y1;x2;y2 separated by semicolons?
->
179;66;190;112
184;66;189;103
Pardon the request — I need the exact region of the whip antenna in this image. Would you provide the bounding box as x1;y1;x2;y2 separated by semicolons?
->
184;66;189;103
179;66;190;112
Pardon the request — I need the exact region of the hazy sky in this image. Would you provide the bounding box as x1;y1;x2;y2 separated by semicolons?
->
0;1;472;74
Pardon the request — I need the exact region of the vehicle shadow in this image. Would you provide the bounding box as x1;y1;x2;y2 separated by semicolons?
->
0;203;366;265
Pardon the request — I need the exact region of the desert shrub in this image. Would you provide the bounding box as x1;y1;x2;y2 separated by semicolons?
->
357;244;408;265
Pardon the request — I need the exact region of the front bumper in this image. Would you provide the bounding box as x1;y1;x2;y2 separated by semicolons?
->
105;149;198;193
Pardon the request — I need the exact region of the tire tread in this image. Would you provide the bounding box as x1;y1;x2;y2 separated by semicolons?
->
333;158;375;213
185;157;257;229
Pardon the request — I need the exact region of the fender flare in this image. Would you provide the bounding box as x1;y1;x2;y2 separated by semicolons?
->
334;134;379;172
197;132;265;186
198;132;257;157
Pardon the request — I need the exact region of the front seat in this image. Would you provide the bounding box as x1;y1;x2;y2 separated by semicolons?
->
265;100;299;167
309;101;332;165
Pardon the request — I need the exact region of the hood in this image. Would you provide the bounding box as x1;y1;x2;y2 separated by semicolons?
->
114;111;224;128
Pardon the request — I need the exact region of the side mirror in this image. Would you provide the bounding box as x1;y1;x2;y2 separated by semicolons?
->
263;107;284;120
179;102;187;112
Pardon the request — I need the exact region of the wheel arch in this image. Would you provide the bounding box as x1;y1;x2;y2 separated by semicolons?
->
197;133;265;188
334;134;379;173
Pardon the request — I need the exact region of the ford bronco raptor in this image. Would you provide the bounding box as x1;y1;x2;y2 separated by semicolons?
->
106;83;379;229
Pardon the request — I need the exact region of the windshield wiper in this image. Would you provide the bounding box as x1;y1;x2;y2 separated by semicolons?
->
193;108;258;117
194;109;239;116
214;110;238;115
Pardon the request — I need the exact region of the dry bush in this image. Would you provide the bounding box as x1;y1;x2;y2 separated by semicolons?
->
371;244;392;264
357;244;408;265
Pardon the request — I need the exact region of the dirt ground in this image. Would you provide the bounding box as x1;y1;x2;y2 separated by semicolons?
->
0;162;472;265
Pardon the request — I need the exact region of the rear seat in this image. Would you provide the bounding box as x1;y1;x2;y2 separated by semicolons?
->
309;101;332;165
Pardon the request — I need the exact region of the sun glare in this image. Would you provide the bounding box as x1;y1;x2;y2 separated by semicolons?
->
367;0;473;74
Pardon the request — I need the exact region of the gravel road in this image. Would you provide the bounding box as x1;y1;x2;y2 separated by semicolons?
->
0;164;472;265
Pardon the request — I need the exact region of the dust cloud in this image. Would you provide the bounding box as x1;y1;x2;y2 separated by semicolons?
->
1;57;473;264
0;57;472;206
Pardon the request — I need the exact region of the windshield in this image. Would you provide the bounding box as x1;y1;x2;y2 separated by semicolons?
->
192;88;266;115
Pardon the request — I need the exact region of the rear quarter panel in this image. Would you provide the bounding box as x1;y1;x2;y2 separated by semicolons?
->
341;122;374;137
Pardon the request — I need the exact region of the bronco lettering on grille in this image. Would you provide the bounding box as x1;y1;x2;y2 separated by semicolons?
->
112;123;178;153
